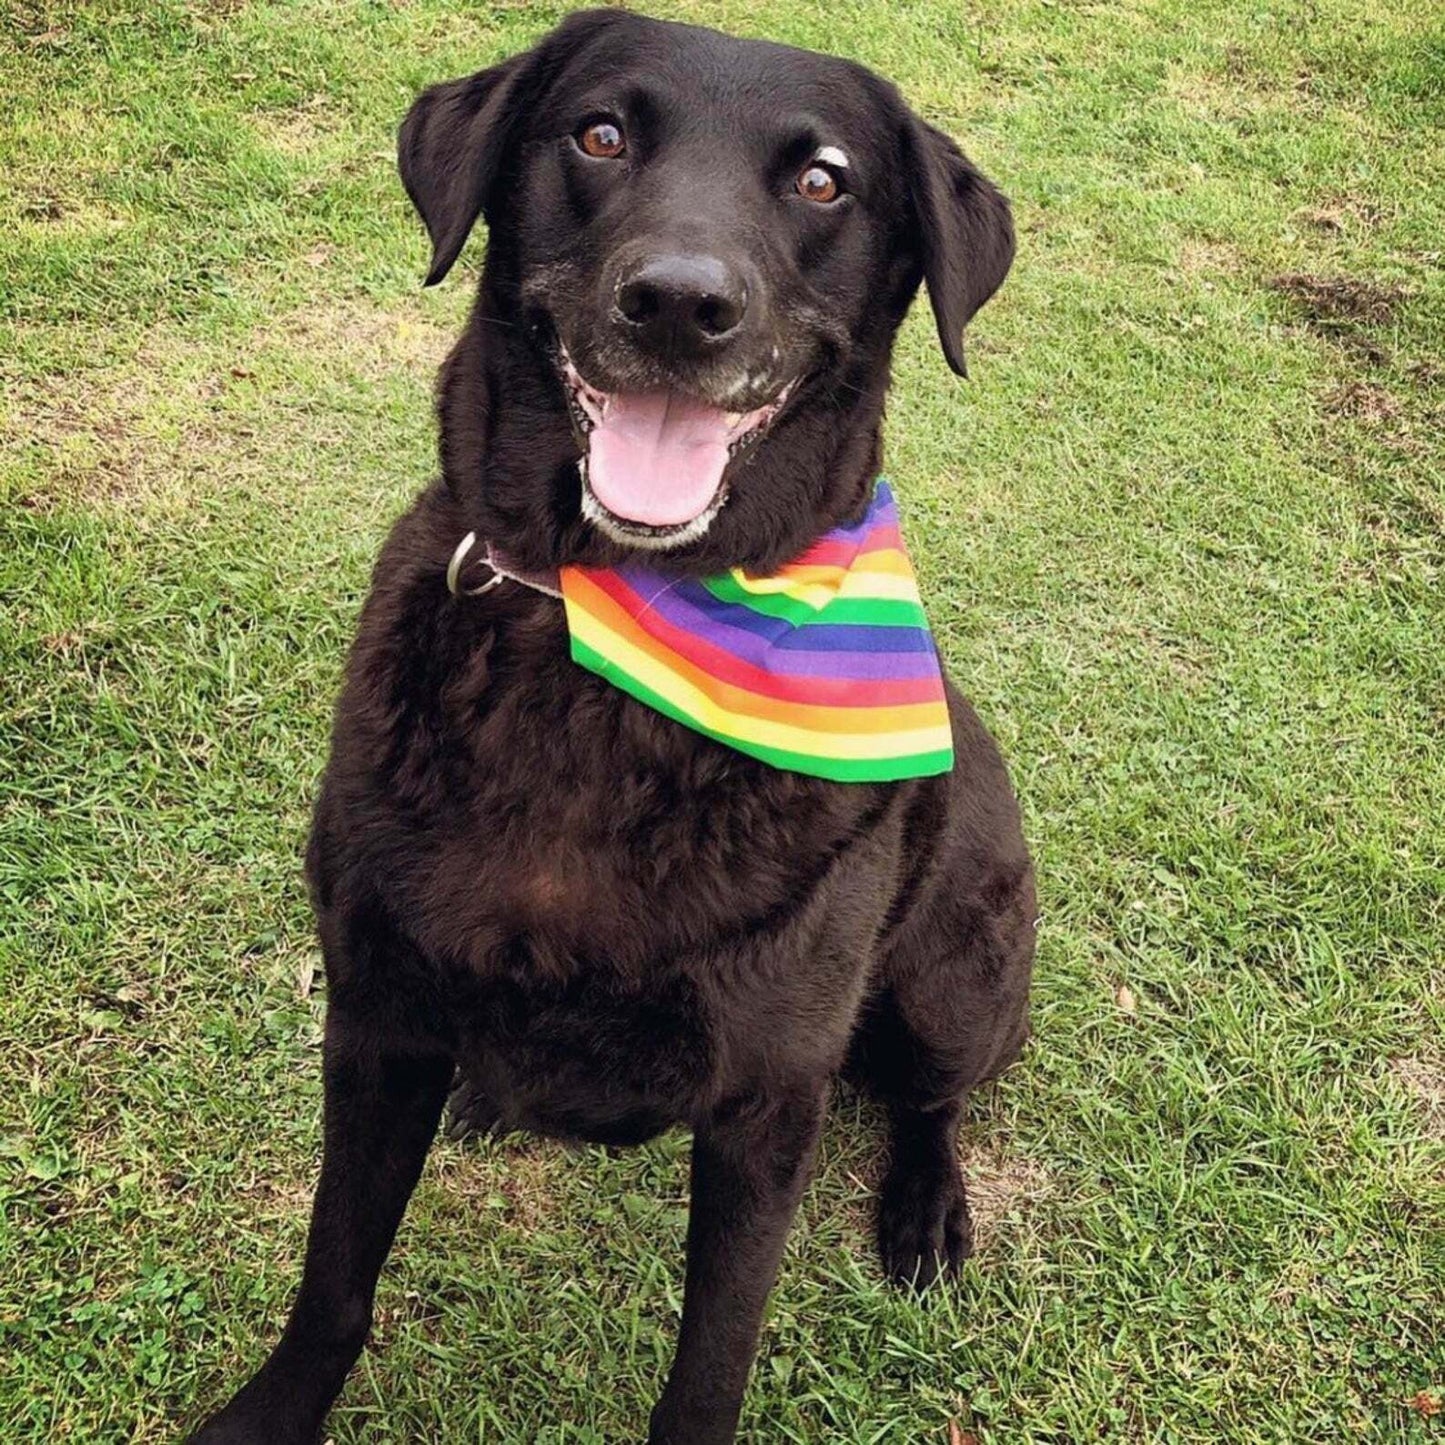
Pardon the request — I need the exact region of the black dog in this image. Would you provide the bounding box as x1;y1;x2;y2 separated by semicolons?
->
189;10;1033;1443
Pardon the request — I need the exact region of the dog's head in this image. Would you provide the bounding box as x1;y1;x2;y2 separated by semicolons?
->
400;9;1013;569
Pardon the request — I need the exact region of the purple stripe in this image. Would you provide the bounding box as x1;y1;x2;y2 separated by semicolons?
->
613;573;943;680
664;576;934;651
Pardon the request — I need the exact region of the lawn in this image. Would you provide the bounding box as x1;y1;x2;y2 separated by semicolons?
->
2;0;1443;1440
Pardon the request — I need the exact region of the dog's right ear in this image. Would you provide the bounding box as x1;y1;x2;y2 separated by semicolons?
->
397;54;533;287
398;9;630;286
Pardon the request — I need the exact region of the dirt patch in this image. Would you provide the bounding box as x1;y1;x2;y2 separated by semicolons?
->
1295;196;1387;234
1335;497;1444;591
230;1167;316;1220
249;97;343;156
1269;272;1412;369
1407;359;1444;389
8;298;455;509
496;1145;568;1231
1127;623;1211;691
436;1135;569;1234
1322;381;1401;425
181;0;252;20
1165;64;1276;124
1177;239;1245;280
964;1151;1053;1246
6;347;229;508
18;194;64;222
1268;272;1409;328
12;190;130;236
1318;372;1445;482
1391;1054;1445;1140
265;299;456;376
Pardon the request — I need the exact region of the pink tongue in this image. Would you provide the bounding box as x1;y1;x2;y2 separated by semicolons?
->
587;391;732;527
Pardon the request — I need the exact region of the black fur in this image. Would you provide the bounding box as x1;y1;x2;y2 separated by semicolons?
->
187;12;1032;1444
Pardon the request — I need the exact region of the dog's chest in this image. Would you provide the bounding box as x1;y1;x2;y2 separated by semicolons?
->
322;576;902;1133
381;616;860;958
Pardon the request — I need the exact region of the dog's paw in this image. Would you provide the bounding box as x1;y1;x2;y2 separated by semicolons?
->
184;1414;312;1445
877;1161;973;1289
444;1070;504;1143
185;1427;259;1445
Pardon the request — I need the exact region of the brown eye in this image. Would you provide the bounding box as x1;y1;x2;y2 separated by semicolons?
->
578;120;626;159
796;164;840;204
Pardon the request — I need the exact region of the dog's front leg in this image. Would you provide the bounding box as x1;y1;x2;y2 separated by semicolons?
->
187;1012;452;1445
649;1085;827;1445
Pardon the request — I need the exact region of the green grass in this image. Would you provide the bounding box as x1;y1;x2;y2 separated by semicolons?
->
3;0;1443;1439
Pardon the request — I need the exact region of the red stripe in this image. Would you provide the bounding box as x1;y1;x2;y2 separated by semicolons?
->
791;524;906;569
587;571;945;707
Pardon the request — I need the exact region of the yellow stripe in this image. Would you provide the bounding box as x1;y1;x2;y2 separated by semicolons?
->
567;607;953;761
769;549;919;584
735;549;919;599
834;568;922;602
733;574;922;608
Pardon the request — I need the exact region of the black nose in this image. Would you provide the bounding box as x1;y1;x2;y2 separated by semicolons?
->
614;253;748;356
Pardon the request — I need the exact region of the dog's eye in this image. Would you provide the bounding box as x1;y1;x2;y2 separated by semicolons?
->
796;163;841;204
577;120;626;159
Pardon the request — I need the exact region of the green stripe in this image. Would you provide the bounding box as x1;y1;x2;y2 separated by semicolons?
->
699;572;929;629
571;637;954;783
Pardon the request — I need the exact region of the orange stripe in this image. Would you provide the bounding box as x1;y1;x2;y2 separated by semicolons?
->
565;572;947;736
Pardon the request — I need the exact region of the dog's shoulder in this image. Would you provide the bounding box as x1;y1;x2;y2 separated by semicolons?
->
319;479;556;792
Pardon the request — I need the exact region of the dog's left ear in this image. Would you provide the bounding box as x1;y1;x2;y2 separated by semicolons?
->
903;117;1015;377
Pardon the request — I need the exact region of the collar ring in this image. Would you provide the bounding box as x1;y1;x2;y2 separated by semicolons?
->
447;531;506;598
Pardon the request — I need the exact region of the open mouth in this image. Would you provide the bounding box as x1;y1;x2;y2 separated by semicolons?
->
557;346;794;549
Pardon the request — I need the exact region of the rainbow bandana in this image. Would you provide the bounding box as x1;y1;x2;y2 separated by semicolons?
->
558;482;954;782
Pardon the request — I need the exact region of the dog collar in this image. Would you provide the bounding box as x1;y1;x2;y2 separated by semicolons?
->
449;482;954;783
447;534;563;599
